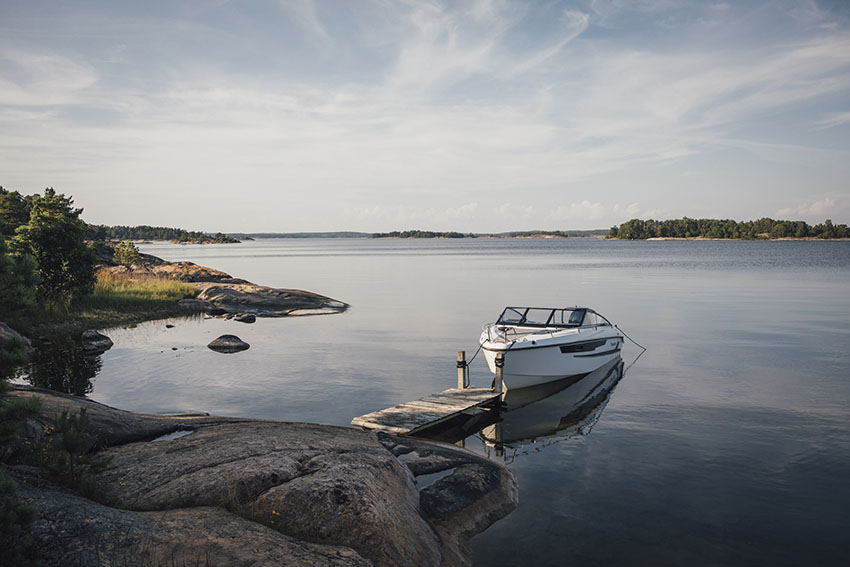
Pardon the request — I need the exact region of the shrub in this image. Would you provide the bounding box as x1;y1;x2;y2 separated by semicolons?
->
113;240;141;266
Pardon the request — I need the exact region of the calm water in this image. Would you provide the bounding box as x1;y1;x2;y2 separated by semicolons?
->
24;238;850;565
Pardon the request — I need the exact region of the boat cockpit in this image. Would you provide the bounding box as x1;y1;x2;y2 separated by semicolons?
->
495;307;612;330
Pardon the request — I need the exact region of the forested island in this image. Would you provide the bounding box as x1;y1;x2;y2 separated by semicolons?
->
370;229;608;238
608;217;849;240
372;230;472;238
86;224;240;244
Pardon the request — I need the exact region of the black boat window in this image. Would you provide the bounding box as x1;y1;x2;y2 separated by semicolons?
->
498;307;527;325
524;308;554;326
496;306;607;328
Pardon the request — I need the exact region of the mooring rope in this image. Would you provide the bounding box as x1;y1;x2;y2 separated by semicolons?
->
616;324;648;372
465;341;485;366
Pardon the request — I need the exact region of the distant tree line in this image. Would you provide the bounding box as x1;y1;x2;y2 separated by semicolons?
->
608;217;850;240
371;230;473;238
500;230;569;237
371;229;610;239
86;224;238;244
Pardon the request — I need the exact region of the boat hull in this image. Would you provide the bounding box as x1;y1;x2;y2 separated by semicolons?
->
481;328;623;390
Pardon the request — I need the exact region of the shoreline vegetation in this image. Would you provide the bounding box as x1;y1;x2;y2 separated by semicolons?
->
10;270;199;338
87;224;240;244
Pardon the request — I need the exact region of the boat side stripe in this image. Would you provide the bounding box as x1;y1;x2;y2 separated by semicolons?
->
575;347;622;358
559;339;608;353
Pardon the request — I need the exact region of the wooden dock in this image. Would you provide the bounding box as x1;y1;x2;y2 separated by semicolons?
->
351;387;501;436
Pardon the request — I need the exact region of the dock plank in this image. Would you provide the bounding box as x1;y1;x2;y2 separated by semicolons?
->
351;387;500;435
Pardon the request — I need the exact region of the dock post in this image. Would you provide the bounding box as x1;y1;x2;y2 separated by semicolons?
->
457;350;468;388
494;352;504;394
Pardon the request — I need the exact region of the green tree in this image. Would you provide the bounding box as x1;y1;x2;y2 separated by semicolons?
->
0;188;31;238
12;189;95;310
38;408;110;490
0;238;39;320
113;240;141;266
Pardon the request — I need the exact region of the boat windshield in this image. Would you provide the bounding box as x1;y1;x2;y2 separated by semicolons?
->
496;307;611;328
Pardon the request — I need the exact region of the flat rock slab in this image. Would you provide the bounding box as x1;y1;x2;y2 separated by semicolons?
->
6;386;518;567
195;283;348;317
99;259;348;318
10;466;368;567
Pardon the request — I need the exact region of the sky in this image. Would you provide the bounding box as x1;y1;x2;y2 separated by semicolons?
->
1;0;849;233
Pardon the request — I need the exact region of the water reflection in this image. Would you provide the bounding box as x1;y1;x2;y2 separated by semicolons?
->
20;336;102;396
480;356;624;463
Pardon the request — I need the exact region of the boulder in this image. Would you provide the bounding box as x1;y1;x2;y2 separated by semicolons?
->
207;334;250;353
81;329;113;353
0;321;34;356
234;314;256;323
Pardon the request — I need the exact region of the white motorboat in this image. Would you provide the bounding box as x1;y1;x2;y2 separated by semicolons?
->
479;306;624;390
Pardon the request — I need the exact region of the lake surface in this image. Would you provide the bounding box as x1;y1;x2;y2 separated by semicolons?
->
25;238;850;565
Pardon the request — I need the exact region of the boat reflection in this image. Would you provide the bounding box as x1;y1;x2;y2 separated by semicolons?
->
480;356;624;462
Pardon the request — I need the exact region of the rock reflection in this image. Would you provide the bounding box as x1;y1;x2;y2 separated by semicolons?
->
480;356;624;462
21;335;102;396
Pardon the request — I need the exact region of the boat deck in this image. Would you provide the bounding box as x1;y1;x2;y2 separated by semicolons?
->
351;387;501;435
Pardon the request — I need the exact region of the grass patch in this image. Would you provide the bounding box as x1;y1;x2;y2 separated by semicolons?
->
10;273;200;337
83;272;196;309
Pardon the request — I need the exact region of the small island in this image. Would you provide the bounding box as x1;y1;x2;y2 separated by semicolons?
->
86;223;241;244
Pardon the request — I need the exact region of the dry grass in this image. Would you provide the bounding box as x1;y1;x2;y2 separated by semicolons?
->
70;272;197;318
91;272;196;302
12;272;200;336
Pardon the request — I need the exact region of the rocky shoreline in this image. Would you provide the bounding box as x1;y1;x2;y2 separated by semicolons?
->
102;254;349;318
3;254;518;565
5;386;518;566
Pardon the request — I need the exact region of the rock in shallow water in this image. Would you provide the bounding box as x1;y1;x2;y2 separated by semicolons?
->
81;329;114;353
207;334;250;353
0;321;34;355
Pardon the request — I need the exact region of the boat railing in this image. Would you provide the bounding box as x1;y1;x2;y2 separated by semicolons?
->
484;322;610;344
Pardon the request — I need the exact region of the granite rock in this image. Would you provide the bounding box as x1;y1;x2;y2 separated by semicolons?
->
5;386;518;567
207;334;250;353
81;329;113;353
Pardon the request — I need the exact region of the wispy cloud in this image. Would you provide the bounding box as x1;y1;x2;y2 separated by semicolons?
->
0;0;848;230
277;0;334;46
0;48;98;106
494;203;535;220
551;200;607;221
777;197;847;220
812;110;850;130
